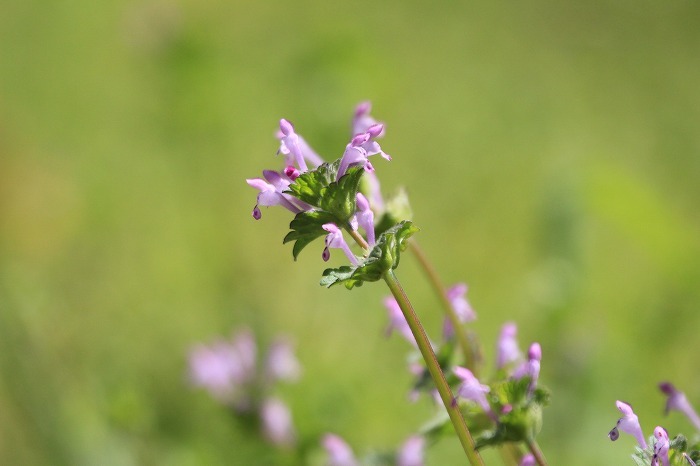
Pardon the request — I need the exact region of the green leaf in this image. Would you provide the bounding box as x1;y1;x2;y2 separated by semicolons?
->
283;210;338;260
320;221;420;289
286;163;365;224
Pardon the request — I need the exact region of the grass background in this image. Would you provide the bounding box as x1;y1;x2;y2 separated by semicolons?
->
1;0;699;464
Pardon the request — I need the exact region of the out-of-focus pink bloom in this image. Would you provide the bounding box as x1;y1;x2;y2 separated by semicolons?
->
260;397;296;447
652;426;670;466
265;339;301;383
608;400;647;449
188;341;242;401
397;435;425;466
512;342;541;393
442;283;476;340
383;296;417;348
519;453;536;466
454;366;496;420
659;382;700;431
496;322;522;370
322;223;359;265
322;433;358;466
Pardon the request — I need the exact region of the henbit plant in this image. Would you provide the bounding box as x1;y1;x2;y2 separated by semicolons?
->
234;102;552;465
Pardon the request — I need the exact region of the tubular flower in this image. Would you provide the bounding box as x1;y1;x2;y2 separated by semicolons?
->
354;193;375;247
352;100;384;137
608;400;647;449
321;223;359;265
496;322;522;370
442;283;476;340
322;434;358;466
659;382;700;431
512;342;541;394
277;118;323;171
246;169;311;219
337;130;390;180
265;338;301;383
454;366;496;421
651;426;670;466
397;435;425;466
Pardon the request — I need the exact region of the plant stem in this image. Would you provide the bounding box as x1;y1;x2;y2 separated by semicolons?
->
347;227;369;251
526;439;548;466
383;269;484;466
408;241;478;375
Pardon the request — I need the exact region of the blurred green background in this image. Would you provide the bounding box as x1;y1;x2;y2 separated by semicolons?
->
1;0;699;464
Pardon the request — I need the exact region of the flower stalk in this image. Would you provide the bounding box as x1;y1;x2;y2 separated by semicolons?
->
383;269;484;466
526;438;548;466
408;241;478;375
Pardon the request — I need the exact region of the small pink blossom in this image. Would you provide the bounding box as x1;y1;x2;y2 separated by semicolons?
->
322;433;358;466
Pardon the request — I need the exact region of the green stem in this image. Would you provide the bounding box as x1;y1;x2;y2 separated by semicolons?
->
526;439;548;466
408;241;478;375
383;269;484;466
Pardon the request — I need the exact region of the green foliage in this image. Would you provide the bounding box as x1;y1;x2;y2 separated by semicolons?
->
631;434;700;466
320;221;419;289
283;210;339;260
473;379;550;450
283;163;366;259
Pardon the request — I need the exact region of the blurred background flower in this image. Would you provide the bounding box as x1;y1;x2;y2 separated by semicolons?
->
1;0;699;464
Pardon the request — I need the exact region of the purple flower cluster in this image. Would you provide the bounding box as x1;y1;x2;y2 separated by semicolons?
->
187;328;301;447
322;433;425;466
608;383;700;465
246;102;392;264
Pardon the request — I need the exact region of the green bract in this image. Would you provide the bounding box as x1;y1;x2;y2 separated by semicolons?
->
320;221;420;289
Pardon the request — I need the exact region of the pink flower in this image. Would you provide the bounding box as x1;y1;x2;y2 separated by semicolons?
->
246;169;311;219
519;453;536;466
454;366;496;420
496;322;522;370
383;296;417;348
512;342;541;394
659;382;700;431
652;426;670;466
260;397;296;447
322;223;359;265
265;339;301;383
397;435;425;466
442;283;476;340
277;118;323;172
354;193;375;247
608;400;647;449
322;433;358;466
